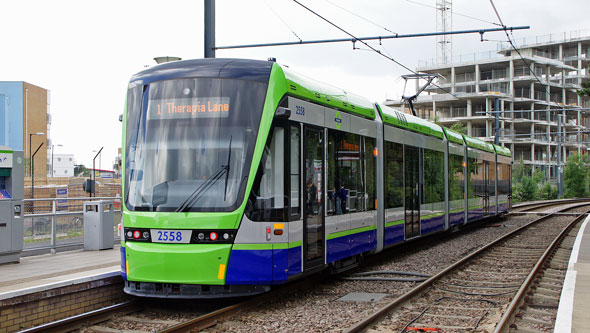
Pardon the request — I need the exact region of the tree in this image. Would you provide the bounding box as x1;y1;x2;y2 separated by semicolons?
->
449;122;467;135
512;160;540;202
577;80;590;97
539;181;557;200
563;153;589;198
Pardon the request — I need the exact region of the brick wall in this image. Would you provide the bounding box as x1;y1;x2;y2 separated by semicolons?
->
0;276;128;332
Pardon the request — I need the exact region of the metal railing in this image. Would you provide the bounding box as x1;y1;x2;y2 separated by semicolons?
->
22;196;122;252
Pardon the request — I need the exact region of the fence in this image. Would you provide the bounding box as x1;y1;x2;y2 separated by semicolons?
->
22;196;122;252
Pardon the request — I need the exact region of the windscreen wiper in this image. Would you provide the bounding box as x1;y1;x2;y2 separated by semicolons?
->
175;165;228;213
223;136;232;201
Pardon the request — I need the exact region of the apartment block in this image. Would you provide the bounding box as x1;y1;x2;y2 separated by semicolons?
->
386;30;590;179
0;82;49;180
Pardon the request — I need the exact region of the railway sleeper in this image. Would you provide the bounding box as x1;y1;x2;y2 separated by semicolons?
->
516;315;554;328
520;306;555;317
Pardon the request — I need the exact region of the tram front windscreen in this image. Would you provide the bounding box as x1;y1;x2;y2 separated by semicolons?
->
124;77;268;213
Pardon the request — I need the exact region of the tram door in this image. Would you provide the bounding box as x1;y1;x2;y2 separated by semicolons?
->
404;146;420;239
303;126;325;269
483;161;490;215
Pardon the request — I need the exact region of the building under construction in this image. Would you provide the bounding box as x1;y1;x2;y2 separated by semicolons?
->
386;30;590;179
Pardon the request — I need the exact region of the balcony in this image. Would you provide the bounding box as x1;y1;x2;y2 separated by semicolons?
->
471;128;487;138
438;107;467;119
480;69;507;81
455;72;475;83
514;88;531;99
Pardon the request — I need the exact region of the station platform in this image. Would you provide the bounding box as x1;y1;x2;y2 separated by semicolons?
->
555;213;590;332
0;246;123;332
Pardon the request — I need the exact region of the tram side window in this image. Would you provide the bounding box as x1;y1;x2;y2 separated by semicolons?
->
497;162;511;198
246;127;287;222
423;149;445;205
290;125;301;220
327;131;365;215
384;141;403;209
467;156;482;199
448;153;465;202
365;137;377;210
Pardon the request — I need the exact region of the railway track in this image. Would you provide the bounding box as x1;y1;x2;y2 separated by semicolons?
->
20;298;243;333
496;213;584;332
510;198;587;214
346;203;590;332
22;202;588;332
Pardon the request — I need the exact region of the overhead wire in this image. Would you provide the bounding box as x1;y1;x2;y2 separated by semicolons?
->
406;0;502;27
489;0;566;109
292;0;457;99
263;0;303;42
322;0;396;34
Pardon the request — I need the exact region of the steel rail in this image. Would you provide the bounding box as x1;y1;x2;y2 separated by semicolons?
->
158;301;249;333
345;201;590;333
493;208;590;332
20;301;138;333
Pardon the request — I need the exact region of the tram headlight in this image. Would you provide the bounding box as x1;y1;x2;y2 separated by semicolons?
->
223;233;230;240
198;232;205;240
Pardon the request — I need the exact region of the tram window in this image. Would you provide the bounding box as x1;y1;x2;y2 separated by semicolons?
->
327;131;364;215
246;127;287;222
290;125;301;220
467;156;483;199
384;141;403;209
423;149;444;205
448;153;465;202
365;137;377;210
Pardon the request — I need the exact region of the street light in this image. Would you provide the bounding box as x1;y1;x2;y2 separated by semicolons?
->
29;132;44;176
92;147;103;198
30;140;45;214
51;144;63;177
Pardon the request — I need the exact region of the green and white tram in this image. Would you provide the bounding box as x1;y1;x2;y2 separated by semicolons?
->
121;58;511;298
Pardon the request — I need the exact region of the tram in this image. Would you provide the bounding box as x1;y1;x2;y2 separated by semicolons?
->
120;58;512;298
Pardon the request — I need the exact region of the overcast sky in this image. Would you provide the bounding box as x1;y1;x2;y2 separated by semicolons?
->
1;0;589;169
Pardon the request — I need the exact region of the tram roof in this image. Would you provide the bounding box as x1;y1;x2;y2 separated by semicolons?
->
442;128;465;145
462;135;496;153
128;58;274;86
278;65;376;119
376;104;444;140
493;144;512;157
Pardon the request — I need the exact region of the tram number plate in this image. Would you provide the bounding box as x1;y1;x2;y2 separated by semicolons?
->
151;229;192;244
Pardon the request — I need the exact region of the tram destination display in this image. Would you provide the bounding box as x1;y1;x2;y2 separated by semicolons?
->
148;97;230;120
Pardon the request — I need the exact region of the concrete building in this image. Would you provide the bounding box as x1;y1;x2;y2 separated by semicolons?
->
51;153;75;177
0;82;49;180
386;30;590;179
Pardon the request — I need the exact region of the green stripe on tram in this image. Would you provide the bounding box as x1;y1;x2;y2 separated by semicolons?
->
327;225;377;240
232;241;302;251
385;220;404;228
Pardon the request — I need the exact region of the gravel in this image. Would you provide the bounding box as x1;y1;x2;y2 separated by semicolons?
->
204;215;540;333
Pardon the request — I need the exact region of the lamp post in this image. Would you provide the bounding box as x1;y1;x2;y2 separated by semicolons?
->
31;141;44;213
51;144;63;177
92;147;103;198
29;132;44;176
